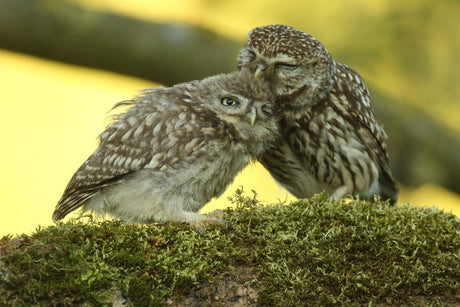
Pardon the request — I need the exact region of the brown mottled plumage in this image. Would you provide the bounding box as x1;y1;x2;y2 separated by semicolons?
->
238;24;398;204
53;72;278;226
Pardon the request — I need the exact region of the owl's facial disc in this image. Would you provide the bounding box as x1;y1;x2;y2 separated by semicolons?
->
219;94;258;126
245;53;304;96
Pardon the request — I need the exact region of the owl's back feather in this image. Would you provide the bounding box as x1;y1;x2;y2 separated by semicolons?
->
333;63;398;203
53;87;216;220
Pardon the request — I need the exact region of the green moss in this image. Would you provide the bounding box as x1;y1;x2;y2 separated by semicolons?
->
1;190;459;306
229;191;460;305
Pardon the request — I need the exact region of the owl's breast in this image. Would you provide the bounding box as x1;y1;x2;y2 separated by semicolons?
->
260;137;326;198
166;141;253;208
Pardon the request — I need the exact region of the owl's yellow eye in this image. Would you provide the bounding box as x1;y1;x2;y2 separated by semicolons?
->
221;97;239;106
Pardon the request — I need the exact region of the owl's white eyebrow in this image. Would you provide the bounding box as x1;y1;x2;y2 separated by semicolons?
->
270;53;296;63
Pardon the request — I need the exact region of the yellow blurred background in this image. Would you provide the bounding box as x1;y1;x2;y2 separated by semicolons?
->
1;0;459;236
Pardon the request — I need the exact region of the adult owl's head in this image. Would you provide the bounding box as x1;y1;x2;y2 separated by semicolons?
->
237;24;337;106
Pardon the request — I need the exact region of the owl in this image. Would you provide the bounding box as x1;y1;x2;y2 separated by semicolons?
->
237;24;398;204
52;72;278;229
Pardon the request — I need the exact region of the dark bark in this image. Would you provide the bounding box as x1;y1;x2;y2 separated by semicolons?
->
0;0;240;85
373;92;460;194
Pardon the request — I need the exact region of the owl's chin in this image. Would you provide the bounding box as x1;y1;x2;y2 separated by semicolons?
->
277;84;309;103
276;87;332;111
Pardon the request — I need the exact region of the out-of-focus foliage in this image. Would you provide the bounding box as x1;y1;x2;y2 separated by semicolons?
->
74;0;460;131
0;0;239;84
0;0;459;193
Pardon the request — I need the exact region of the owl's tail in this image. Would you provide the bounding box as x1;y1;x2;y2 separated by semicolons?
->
378;168;399;205
52;190;96;221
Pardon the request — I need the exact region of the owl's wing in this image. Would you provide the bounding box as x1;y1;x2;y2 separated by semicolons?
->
53;92;211;220
334;63;398;202
333;63;388;150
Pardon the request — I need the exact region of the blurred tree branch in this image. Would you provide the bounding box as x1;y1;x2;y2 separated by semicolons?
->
0;0;239;85
1;0;459;194
372;93;460;194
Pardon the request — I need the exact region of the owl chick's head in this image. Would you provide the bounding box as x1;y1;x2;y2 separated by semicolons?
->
185;72;279;151
238;24;336;107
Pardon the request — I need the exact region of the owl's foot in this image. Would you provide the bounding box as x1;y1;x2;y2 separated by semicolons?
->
191;210;228;235
330;186;349;201
207;209;226;219
156;210;227;234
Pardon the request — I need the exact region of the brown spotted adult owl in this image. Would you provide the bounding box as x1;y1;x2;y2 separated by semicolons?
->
237;24;398;204
52;72;278;228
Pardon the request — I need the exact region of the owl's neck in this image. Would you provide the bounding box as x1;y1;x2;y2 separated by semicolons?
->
276;83;332;113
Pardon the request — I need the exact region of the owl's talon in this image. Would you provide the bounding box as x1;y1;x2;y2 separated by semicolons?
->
330;186;348;201
208;209;226;219
192;216;228;235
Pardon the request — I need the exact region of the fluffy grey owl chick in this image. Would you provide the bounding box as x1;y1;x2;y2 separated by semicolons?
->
238;24;398;204
52;72;278;227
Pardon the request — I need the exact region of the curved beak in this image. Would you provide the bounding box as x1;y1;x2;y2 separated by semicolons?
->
254;62;266;80
244;106;257;126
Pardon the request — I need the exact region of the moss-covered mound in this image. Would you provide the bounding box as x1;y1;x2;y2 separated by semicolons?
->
1;191;459;306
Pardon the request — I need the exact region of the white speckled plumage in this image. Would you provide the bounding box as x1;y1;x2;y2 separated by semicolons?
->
238;24;398;204
53;72;279;226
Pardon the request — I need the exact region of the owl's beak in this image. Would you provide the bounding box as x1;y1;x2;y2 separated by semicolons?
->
244;106;257;126
254;62;266;80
